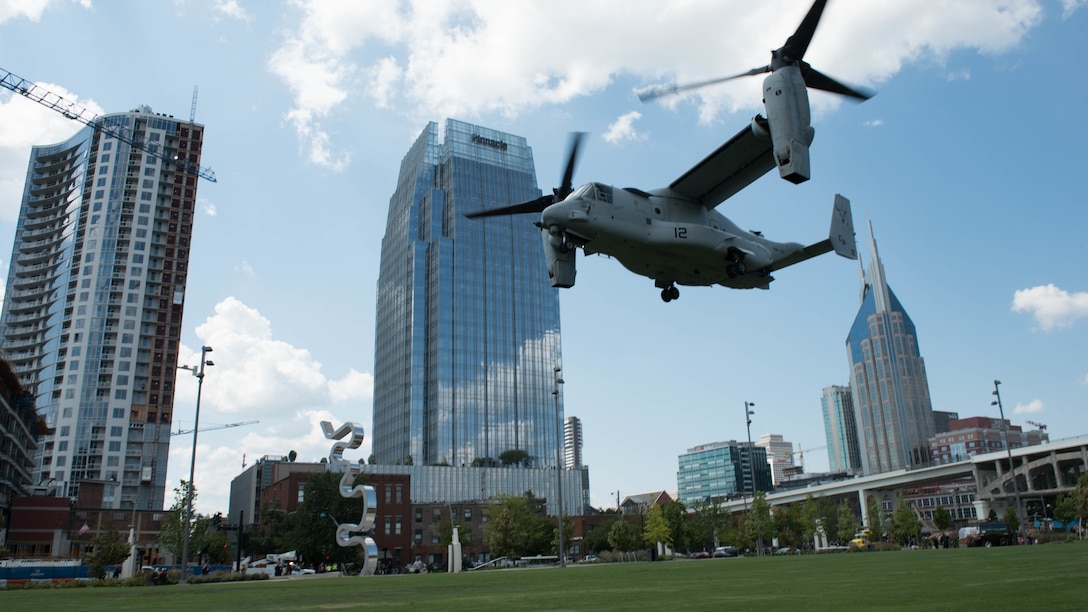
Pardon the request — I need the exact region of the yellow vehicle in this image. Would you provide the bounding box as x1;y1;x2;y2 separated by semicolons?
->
850;529;873;548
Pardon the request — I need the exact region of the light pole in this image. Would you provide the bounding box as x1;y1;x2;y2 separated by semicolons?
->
992;379;1024;541
178;345;213;584
742;401;755;512
553;366;566;568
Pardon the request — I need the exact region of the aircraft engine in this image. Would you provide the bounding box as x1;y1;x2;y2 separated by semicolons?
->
763;66;814;184
542;228;576;288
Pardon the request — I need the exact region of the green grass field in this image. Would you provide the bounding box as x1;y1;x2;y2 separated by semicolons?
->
3;543;1086;611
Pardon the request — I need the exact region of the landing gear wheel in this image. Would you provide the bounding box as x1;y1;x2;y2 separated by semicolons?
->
668;286;680;301
660;285;680;302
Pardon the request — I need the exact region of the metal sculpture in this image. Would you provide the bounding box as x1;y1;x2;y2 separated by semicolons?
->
321;421;378;575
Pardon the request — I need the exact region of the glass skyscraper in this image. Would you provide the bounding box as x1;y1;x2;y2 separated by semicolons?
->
821;385;861;473
372;119;563;469
846;222;935;475
0;107;206;509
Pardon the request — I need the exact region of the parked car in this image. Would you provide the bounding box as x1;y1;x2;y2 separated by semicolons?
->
713;546;739;558
690;551;711;559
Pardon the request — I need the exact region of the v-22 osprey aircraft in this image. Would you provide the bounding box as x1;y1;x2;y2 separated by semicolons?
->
467;0;871;302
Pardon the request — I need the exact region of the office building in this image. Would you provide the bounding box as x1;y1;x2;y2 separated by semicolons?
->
846;223;936;475
676;440;772;506
371;119;563;470
755;433;793;486
929;417;1049;465
0;107;206;509
822;385;862;473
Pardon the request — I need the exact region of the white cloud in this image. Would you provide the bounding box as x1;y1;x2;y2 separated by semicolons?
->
1012;284;1088;331
213;0;250;22
0;0;50;23
945;68;971;81
268;0;1048;164
234;260;255;276
167;297;373;514
603;111;647;145
0;83;104;220
864;119;885;128
201;201;218;216
1014;399;1044;414
1062;0;1087;19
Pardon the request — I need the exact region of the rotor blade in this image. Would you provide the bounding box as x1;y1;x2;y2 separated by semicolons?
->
780;0;828;62
803;67;873;101
558;132;586;200
637;66;770;103
464;195;554;219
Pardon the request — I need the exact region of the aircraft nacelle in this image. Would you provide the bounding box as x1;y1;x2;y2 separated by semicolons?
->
762;66;814;184
542;227;576;288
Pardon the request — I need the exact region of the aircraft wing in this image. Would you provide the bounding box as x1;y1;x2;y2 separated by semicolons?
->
668;117;775;210
768;240;832;272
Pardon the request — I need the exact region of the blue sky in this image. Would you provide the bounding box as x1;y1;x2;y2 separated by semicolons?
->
1;0;1086;515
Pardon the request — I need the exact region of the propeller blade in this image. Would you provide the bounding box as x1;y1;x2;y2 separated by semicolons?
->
558;132;586;200
464;195;554;219
638;66;770;103
803;67;873;101
780;0;828;63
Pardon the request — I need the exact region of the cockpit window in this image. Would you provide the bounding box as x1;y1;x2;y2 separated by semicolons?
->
593;183;613;203
571;182;613;203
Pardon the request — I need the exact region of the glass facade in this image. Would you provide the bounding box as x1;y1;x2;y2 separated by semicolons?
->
821;385;861;473
0;108;205;510
372;119;563;470
676;440;771;506
845;224;935;475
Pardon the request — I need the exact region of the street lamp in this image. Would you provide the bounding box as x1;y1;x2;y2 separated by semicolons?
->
743;401;755;512
992;379;1024;541
553;366;566;569
178;345;214;584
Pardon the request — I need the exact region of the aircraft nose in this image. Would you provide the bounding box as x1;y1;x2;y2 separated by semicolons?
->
542;198;587;227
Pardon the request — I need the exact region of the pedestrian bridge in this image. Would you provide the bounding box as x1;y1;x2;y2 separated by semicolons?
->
721;434;1088;525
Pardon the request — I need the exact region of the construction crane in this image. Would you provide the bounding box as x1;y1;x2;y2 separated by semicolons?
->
171;420;258;437
1025;420;1047;431
0;66;217;182
788;445;827;470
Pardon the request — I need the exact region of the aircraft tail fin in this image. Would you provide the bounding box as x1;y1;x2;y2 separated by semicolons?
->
829;194;857;260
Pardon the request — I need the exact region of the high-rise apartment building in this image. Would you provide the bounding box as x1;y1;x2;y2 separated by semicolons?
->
0;107;205;510
563;416;583;469
846;223;935;475
372;120;563;469
822;385;862;473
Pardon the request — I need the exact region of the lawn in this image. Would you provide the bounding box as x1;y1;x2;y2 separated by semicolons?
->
3;543;1085;611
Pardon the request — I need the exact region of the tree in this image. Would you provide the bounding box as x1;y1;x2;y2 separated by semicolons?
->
284;471;375;566
746;491;774;555
206;529;233;565
159;480;209;564
581;518;617;554
660;501;688;552
1002;506;1020;534
86;529;131;579
553;514;574;557
1053;472;1088;538
686;498;726;552
866;498;884;540
933;506;953;532
498;449;533;468
890;500;921;546
607;518;642;551
643;505;671;551
836;501;858;545
483;493;552;558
